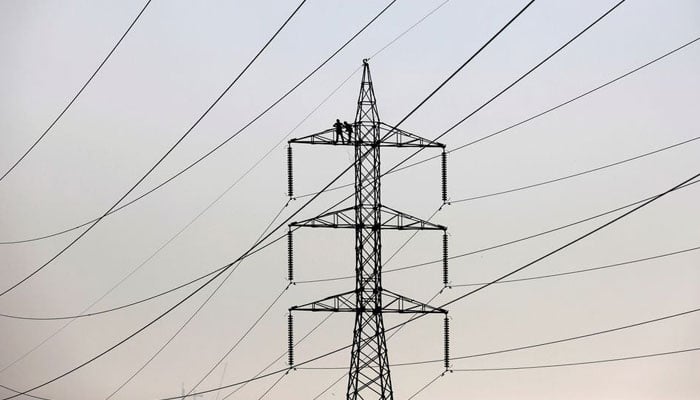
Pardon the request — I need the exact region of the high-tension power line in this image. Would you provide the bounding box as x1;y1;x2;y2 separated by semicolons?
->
450;347;700;372
450;244;700;287
103;199;292;400
0;0;309;299
400;347;700;399
448;135;700;204
385;0;627;176
392;36;700;174
384;179;699;276
0;0;152;183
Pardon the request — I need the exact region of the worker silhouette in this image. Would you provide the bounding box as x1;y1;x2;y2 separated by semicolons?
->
343;121;353;142
333;119;344;143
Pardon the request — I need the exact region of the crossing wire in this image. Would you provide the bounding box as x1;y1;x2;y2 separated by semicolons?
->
219;314;334;400
304;347;700;398
0;1;152;183
448;135;700;204
0;385;49;400
406;372;444;400
450;244;700;288
383;0;627;176
450;347;700;372
0;211;298;400
0;0;309;299
392;36;700;174
395;306;700;367
386;180;700;275
103;200;291;399
436;173;700;310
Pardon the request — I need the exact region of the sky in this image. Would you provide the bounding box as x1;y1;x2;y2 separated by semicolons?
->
1;0;699;399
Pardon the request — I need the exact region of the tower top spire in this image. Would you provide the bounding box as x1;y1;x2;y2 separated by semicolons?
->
355;59;379;125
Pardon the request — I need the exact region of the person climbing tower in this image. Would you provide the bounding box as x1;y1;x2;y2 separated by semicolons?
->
333;119;343;143
343;121;353;142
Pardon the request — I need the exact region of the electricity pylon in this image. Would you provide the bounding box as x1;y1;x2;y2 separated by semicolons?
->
286;60;450;400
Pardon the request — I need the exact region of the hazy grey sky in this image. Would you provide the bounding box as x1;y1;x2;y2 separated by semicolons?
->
1;1;699;399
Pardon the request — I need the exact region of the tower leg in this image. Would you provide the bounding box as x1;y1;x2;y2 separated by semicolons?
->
347;312;393;400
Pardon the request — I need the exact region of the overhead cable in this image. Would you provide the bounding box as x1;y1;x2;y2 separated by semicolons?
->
0;1;152;182
450;347;700;372
0;0;399;247
0;0;309;298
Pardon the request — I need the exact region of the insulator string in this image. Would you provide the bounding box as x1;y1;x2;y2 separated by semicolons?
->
443;316;450;370
441;150;447;203
287;145;294;198
442;233;449;287
287;313;294;367
287;229;294;282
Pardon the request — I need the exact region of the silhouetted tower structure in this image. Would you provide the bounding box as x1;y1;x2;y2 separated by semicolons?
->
286;60;450;400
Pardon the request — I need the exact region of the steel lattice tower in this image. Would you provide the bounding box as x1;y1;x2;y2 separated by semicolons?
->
286;60;450;400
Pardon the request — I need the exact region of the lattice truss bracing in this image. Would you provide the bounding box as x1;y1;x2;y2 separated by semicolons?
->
286;60;449;400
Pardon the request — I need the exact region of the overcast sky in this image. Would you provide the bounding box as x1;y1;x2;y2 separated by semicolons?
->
1;1;699;399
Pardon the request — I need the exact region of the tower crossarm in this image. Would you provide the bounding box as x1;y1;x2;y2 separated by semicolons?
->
290;289;446;314
379;205;446;231
288;123;444;148
290;206;356;229
290;205;445;231
381;289;447;314
291;290;356;312
289;128;349;146
377;122;444;148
